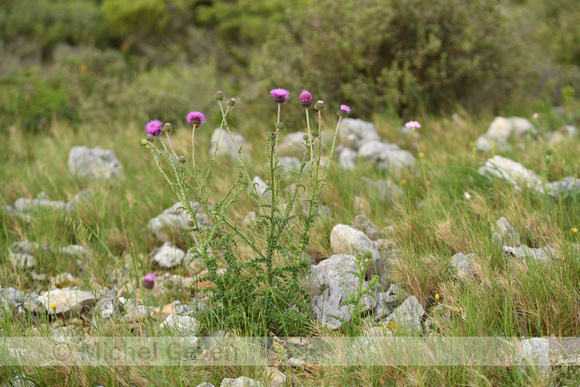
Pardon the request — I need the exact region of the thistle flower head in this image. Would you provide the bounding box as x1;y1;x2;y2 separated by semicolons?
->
187;111;205;126
142;273;155;289
314;100;325;111
300;90;313;108
337;104;351;118
270;88;290;103
145;120;163;137
405;121;421;129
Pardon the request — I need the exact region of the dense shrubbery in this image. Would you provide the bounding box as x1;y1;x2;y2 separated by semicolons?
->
251;0;529;116
0;0;578;132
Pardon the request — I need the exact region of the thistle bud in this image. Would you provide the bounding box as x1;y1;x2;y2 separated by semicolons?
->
162;279;175;289
142;273;155;290
268;132;277;140
227;98;236;107
188;219;195;227
140;139;148;146
146;135;155;142
314;100;325;111
303;135;309;141
337;104;351;118
214;91;224;101
275;122;285;131
178;156;186;164
311;130;319;137
163;123;173;133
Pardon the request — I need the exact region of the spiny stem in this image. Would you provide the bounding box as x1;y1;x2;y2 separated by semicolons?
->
191;124;197;171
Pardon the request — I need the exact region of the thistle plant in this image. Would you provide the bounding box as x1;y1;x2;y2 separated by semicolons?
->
140;89;349;336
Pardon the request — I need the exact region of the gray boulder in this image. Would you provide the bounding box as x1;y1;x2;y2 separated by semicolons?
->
147;201;208;242
338;118;380;149
330;224;380;259
492;217;521;247
68;146;123;179
479;156;544;193
450;253;474;280
503;245;557;264
338;148;357;170
361;177;403;204
310;254;374;329
519;338;551;374
209;129;246;159
354;215;380;241
382;295;425;333
152;242;186;269
37;288;96;316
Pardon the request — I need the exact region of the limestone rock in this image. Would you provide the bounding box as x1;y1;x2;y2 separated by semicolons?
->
37;289;95;316
519;338;551;374
68;146;123;179
310;254;374;329
354;215;380;240
95;297;120;320
503;245;557;264
220;376;263;387
478;156;543;193
361;177;403;204
338;118;380;149
147;201;208;242
382;295;425;333
492;217;521;247
152;242;186;269
159;314;200;336
209;129;246;158
330;224;380;259
338;148;357;170
450;253;474;280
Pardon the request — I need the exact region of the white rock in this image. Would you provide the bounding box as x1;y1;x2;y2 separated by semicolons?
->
147;201;208;242
152;242;186;269
220;376;263;387
358;141;395;162
330;224;380;259
383;295;425;333
9;251;36;270
37;289;95;316
378;148;416;169
310;254;374;329
338;118;380;149
520;338;551;373
159;314;200;336
265;367;287;387
476;135;493;152
503;245;557;264
276;156;301;175
354;215;380;241
251;176;270;199
209;129;246;158
96;297;120;320
492;217;521;247
450;253;474;280
278;131;307;155
68;146;123;179
338;148;357;170
478;156;544;193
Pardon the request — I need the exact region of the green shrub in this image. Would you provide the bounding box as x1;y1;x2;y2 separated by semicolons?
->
0;68;78;132
251;0;527;116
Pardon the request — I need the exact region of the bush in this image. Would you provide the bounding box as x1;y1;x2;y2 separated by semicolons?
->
251;0;528;116
0;68;78;132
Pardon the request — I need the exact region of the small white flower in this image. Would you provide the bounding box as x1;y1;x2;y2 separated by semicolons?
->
464;192;471;199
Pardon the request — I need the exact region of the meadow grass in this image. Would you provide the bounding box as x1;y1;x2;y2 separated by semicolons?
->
0;100;579;385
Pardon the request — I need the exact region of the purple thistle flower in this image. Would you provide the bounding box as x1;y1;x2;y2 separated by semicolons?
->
300;90;312;101
270;88;290;103
337;104;351;118
145;120;163;137
142;273;155;289
405;121;421;129
300;90;313;108
187;111;205;126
